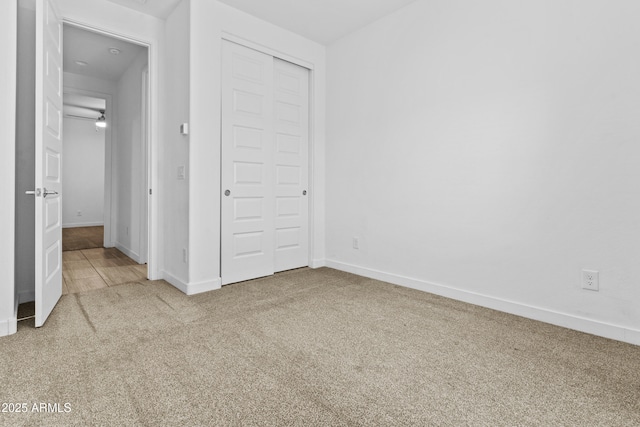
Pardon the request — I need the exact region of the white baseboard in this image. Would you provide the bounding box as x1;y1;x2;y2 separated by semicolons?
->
0;318;17;337
115;243;140;264
326;259;640;347
310;258;326;268
62;222;104;228
163;271;222;296
0;300;18;337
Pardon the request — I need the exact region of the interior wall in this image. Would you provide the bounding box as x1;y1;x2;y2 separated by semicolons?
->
326;0;640;344
0;0;17;337
64;72;116;95
14;2;35;305
184;0;326;293
162;0;190;286
114;50;148;262
62;117;105;227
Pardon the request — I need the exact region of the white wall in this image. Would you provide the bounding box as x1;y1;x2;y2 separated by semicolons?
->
64;72;116;95
1;0;17;337
162;0;190;286
114;50;148;261
183;1;326;293
326;0;640;345
62;117;105;227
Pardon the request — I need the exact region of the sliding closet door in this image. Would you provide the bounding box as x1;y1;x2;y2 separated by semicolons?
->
273;58;309;272
221;41;275;285
221;41;310;285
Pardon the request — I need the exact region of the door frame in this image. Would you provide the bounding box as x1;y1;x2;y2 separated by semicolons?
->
140;66;149;264
61;87;113;246
62;18;159;279
220;34;317;280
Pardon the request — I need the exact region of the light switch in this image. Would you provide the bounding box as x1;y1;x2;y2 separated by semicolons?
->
180;123;189;135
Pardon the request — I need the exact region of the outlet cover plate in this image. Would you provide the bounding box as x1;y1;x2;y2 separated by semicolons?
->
582;270;599;291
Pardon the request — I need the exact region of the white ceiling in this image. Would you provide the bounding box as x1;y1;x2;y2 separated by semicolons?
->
105;0;418;45
217;0;418;44
106;0;181;19
63;25;147;82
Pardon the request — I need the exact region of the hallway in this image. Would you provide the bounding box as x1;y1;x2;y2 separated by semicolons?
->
63;248;147;294
62;226;147;294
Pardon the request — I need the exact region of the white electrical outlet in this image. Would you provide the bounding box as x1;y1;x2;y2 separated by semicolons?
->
582;270;599;291
126;226;129;236
352;237;359;249
76;210;82;216
183;248;188;263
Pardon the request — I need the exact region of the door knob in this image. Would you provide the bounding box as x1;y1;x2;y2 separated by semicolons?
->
26;189;42;197
43;188;58;198
224;189;231;196
303;190;307;195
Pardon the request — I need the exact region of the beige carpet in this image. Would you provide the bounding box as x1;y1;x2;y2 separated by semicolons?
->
1;268;638;426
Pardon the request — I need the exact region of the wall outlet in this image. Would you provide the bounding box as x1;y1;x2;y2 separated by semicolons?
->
582;270;599;291
352;237;359;249
177;165;185;180
126;226;129;236
183;248;188;263
76;210;82;216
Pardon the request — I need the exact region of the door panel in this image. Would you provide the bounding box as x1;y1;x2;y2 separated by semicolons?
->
35;0;63;327
221;41;275;285
273;58;309;272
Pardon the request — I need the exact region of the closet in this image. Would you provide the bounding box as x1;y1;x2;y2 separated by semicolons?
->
221;40;310;285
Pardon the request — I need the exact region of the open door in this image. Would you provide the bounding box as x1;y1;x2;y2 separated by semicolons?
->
32;0;63;327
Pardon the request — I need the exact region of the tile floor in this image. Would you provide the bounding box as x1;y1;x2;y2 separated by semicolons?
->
62;226;104;251
62;226;147;294
63;248;148;295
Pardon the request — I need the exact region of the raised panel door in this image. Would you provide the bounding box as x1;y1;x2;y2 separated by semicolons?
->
221;41;275;285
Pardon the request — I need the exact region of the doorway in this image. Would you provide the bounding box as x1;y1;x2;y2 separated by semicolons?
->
61;92;107;251
61;24;150;291
15;0;159;327
60;92;145;294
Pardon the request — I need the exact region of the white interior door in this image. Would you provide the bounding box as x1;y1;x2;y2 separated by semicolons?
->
273;58;309;272
34;0;63;327
221;41;275;285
